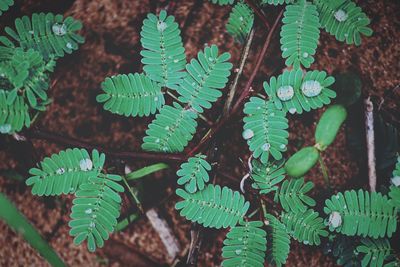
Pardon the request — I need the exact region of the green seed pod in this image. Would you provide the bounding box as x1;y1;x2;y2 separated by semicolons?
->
284;146;320;178
315;105;347;151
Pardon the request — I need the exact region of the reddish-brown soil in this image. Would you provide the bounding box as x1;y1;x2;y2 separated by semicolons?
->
0;0;399;266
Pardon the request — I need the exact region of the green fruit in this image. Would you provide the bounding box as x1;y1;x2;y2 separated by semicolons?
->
285;146;320;178
315;105;347;151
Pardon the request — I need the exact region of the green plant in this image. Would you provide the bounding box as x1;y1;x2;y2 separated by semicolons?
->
0;0;13;16
6;1;398;266
0;13;84;134
0;192;65;266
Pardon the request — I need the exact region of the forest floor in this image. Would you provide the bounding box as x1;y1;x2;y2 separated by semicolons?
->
0;0;399;266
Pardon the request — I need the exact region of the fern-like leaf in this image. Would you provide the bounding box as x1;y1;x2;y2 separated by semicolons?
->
315;0;372;46
356;238;391;267
177;154;211;193
142;102;198;153
280;1;320;68
175;184;250;229
222;220;267;267
96;73;164;117
208;0;234;5
389;157;400;208
324;190;398;238
243;98;289;163
281;209;328;245
2;13;84;59
261;0;293;5
0;0;13;16
274;177;316;213
226;2;254;43
1;48;55;107
140;10;186;90
250;159;286;195
69;173;124;252
0;90;30;133
176;45;232;113
264;214;290;266
26;149;105;196
264;69;336;114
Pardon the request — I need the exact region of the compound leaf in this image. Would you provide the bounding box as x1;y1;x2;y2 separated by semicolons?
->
97;73;164;117
222;220;267;267
175;184;250;229
26;148;105;196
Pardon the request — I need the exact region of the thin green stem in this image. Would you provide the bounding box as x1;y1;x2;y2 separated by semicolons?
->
121;175;144;213
318;155;331;188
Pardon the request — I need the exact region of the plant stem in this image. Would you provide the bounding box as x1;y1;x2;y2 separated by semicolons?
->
365;97;377;192
243;0;271;30
223;28;255;115
121;175;144;213
318;155;331;188
24;128;187;163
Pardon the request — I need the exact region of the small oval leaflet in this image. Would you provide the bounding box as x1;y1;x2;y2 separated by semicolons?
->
79;159;93;171
334;9;348;22
328;211;342;228
301;80;322;97
277;85;294;101
52;23;67;36
242;129;254;140
391;176;400;187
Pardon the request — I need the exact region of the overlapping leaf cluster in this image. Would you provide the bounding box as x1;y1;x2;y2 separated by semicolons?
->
0;13;84;134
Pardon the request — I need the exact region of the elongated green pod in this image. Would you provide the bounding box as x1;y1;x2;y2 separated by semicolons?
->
315;105;347;151
0;193;65;267
284;146;320;178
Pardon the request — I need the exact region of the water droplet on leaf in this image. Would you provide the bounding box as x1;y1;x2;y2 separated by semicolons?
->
334;9;348;22
262;143;271;151
52;23;67;36
277;85;294;101
301;80;322;97
80;159;93;171
157;21;167;32
0;124;11;134
242;129;254;140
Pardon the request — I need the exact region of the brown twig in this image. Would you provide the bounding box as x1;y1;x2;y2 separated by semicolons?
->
243;0;271;30
24;128;187;163
365;97;377;192
188;9;284;156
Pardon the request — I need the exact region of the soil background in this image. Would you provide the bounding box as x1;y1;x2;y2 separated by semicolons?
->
0;0;399;266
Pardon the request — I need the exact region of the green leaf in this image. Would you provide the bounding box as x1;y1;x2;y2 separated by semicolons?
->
142;102;198;153
222;220;267;267
69;174;124;252
265;214;290;267
175;184;250;229
243;98;289;163
97;73;165;117
261;0;293;5
0;192;66;267
281;209;328;245
250;159;286;195
226;2;254;43
356;238;391;267
274;177;316;213
115;213;140;232
0;0;13;16
140;10;186;90
324;189;398;238
264;69;336;114
280;1;320;68
25;148;105;196
126;163;169;181
315;0;372;46
176;44;233;113
208;0;234;5
177;154;211;193
0;90;31;134
2;13;84;60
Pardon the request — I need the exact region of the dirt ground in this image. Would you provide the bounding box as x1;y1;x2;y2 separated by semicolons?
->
0;0;399;266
